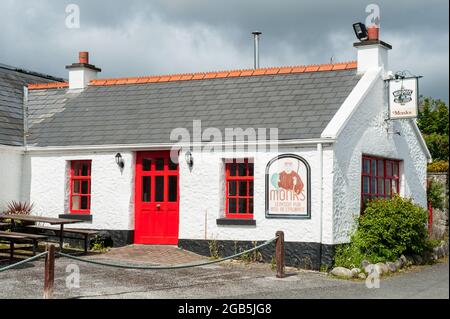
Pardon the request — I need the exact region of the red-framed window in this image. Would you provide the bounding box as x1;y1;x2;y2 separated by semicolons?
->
361;155;400;209
225;159;254;219
70;160;92;214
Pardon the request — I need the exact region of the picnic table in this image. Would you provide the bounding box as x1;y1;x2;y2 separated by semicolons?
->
0;214;84;250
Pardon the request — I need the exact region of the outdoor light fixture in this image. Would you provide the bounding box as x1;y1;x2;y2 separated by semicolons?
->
185;151;193;167
353;22;368;41
115;153;124;169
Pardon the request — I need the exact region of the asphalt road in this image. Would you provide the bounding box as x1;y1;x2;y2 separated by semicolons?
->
0;257;448;299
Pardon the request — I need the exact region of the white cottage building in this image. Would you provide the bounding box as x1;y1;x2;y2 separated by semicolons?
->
0;30;431;268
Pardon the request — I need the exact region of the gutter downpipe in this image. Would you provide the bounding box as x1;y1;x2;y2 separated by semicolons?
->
317;142;323;268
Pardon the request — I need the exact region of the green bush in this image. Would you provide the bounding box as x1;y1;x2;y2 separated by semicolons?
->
334;196;429;268
427;179;446;210
427;160;449;173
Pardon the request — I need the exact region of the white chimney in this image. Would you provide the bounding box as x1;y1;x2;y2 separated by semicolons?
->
66;52;101;90
353;26;391;74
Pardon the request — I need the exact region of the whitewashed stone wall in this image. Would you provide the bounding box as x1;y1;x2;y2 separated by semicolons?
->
332;75;428;244
0;147;24;212
178;146;335;244
24;151;135;230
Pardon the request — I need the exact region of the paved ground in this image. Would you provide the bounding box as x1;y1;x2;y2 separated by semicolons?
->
94;245;207;264
0;250;448;299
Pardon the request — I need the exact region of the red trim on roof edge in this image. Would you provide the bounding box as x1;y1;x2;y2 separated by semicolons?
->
28;61;357;90
28;82;69;90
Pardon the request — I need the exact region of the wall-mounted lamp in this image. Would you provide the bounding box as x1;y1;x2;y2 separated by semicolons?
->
115;153;124;169
185;151;193;168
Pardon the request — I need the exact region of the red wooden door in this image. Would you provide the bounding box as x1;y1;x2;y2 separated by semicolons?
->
135;151;179;244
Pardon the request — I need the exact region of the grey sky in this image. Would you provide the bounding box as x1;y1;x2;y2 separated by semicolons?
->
0;0;448;102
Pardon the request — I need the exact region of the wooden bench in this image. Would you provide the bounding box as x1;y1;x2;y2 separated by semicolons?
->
0;222;9;230
0;230;47;259
26;226;98;253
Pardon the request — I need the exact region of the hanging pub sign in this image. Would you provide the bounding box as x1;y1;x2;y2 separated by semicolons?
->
265;154;311;219
388;76;419;119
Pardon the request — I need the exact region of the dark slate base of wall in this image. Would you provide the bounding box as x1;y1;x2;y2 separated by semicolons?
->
23;229;134;249
178;239;336;270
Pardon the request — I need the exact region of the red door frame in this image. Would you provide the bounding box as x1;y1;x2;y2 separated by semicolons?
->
134;151;180;244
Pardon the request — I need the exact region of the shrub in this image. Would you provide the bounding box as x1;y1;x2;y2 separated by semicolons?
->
334;196;429;268
4;201;34;215
427;160;449;173
427;179;446;210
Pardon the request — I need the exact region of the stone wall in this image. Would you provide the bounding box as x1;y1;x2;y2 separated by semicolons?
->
428;172;449;240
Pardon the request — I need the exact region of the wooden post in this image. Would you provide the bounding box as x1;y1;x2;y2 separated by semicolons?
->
44;244;55;299
275;231;285;278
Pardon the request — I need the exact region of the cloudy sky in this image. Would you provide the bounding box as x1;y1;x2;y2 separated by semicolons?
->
0;0;448;102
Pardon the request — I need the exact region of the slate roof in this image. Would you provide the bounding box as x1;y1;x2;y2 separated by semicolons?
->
26;64;361;147
0;64;64;146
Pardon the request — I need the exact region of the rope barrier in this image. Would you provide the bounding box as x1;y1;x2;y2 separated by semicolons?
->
0;251;48;273
57;237;278;270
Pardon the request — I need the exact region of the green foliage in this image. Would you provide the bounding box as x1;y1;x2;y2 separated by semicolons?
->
89;235;111;252
427;179;445;210
270;255;276;271
334;196;429;268
208;239;220;259
423;133;449;162
239;241;263;263
427;160;449;172
417;97;449;162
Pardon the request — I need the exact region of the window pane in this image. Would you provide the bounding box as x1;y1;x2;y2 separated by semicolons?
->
385;180;391;196
72;180;81;194
249;198;253;214
155;176;164;202
229;163;236;176
377;179;384;195
386;162;393;176
371;178;376;194
73;163;81;176
393;162;399;176
168;176;177;202
81;196;89;210
142;176;151;202
363;176;370;193
228;198;236;213
363;159;370;173
249;181;254;196
155;158;164;171
72;196;80;210
371;160;377;176
238;198;247;214
168;159;178;170
81;163;90;176
248;163;254;176
378;160;384;177
142;158;152;171
228;181;237;196
81;181;89;194
392;180;398;194
238;181;247;196
237;163;246;176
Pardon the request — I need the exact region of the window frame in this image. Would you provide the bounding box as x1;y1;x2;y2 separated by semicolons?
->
69;160;92;214
361;155;400;210
225;159;254;219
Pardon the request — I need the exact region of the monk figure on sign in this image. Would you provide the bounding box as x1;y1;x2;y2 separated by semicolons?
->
278;160;304;195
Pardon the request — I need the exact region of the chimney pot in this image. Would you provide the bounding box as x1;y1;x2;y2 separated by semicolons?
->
79;51;89;64
367;26;379;41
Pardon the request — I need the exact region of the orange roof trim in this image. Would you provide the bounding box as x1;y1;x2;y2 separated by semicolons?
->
28;82;69;90
28;61;357;90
